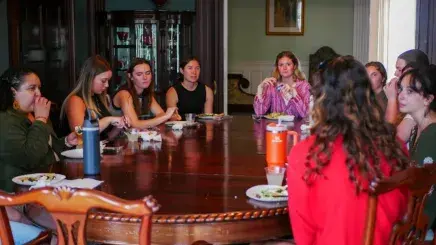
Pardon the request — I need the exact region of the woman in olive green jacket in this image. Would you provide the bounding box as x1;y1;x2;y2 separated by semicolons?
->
397;65;436;230
0;67;78;192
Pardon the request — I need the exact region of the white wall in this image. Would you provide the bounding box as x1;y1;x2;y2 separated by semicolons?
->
386;0;416;79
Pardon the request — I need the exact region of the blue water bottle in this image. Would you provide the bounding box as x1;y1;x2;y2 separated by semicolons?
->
82;109;100;175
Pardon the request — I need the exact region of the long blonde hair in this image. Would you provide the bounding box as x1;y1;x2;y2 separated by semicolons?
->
272;51;306;81
61;55;111;119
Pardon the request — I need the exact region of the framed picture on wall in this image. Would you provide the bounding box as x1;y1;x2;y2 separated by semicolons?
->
266;0;305;35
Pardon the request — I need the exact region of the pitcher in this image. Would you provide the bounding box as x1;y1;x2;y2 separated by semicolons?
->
266;122;299;167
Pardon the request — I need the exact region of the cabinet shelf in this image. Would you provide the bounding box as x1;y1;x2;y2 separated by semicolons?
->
113;45;136;48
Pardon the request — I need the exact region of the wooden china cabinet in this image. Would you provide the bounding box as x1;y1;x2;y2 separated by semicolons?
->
7;0;76;106
98;11;195;104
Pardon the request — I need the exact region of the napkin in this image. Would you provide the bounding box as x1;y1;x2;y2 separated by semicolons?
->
124;131;139;142
139;131;161;141
30;178;103;190
300;124;311;131
141;141;162;151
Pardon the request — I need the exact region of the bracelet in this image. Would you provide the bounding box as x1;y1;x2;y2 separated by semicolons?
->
65;137;73;148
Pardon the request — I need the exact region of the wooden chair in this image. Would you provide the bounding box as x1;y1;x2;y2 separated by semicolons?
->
363;163;436;245
0;186;160;245
227;73;255;114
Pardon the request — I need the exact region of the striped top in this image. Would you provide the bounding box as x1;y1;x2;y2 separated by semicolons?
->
253;79;311;118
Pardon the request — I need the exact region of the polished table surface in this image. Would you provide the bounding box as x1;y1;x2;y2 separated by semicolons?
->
27;115;304;244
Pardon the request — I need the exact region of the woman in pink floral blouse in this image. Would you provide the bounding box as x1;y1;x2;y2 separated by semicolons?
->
253;51;311;118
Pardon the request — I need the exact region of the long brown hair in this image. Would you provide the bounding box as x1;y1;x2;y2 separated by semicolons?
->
272;51;306;81
61;55;111;118
307;56;408;193
125;58;154;115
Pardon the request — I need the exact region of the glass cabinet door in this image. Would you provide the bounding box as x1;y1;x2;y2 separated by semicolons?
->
112;25;134;91
163;14;180;88
134;19;158;90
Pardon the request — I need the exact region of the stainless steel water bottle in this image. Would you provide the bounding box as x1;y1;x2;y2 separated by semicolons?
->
82;109;100;175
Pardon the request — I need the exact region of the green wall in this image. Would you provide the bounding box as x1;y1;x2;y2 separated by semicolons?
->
228;0;354;66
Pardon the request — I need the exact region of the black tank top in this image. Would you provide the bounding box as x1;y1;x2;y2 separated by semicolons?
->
173;82;206;117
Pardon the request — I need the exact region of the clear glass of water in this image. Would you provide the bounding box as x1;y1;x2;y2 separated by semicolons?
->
265;166;286;186
185;113;196;122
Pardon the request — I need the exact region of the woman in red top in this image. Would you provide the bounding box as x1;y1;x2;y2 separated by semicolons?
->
287;56;409;245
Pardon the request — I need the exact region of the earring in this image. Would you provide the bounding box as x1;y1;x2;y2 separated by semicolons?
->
12;100;20;110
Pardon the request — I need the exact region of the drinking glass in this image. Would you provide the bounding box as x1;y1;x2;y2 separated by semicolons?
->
265;166;286;186
185;113;196;122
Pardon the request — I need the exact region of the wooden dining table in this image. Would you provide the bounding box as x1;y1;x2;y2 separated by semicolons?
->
24;115;305;244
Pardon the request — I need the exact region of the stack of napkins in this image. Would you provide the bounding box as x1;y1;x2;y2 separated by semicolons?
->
30;178;103;190
172;123;183;131
138;131;162;141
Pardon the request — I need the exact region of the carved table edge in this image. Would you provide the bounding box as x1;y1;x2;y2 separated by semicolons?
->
88;207;288;224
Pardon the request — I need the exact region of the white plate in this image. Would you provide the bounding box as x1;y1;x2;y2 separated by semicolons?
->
165;121;188;126
61;142;106;158
246;185;288;202
165;121;196;127
12;173;66;186
278;115;295;122
61;149;83;158
197;114;224;120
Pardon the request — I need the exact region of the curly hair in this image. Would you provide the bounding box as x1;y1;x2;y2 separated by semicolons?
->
0;67;36;111
306;56;409;193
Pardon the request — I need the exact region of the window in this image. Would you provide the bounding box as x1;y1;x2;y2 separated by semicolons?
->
369;0;416;80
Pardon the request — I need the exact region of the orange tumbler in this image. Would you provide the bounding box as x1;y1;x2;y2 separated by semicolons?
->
266;123;299;167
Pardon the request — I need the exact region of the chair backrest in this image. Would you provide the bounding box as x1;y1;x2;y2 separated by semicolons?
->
363;163;436;245
0;186;160;245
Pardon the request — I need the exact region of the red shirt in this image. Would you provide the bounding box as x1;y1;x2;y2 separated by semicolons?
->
287;135;407;245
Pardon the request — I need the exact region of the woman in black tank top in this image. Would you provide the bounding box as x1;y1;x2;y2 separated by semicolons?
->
112;58;181;129
166;57;214;119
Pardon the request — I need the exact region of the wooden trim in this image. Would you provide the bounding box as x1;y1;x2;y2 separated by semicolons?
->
7;0;20;66
86;212;291;244
67;0;76;87
88;207;287;224
88;0;96;56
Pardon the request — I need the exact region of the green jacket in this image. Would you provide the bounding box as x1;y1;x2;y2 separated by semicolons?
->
410;123;436;228
0;109;67;192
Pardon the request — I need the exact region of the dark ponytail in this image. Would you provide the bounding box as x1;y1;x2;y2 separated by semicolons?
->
178;56;200;83
0;67;35;111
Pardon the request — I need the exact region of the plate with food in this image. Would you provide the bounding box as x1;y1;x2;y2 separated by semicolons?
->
263;112;285;120
197;113;225;120
246;185;288;202
12;173;66;186
263;113;294;122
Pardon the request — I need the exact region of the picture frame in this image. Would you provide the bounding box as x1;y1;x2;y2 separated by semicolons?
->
266;0;305;36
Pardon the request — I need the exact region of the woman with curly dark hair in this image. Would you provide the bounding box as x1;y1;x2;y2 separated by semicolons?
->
287;56;409;245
